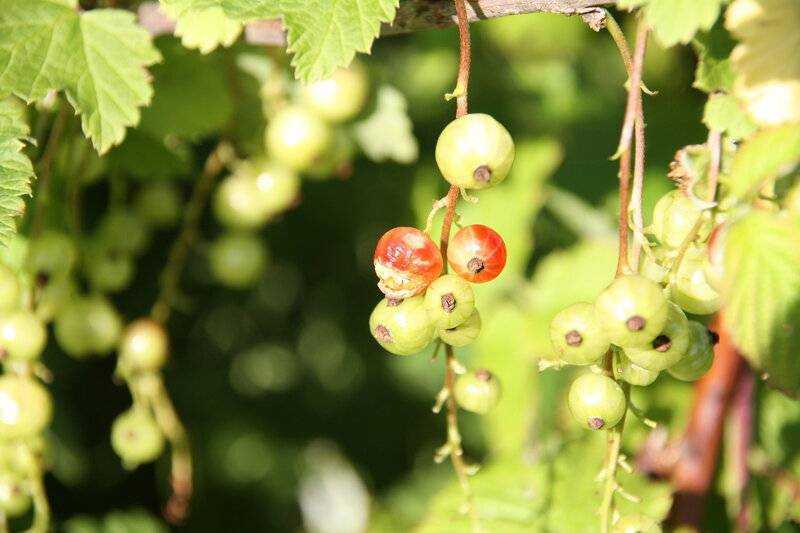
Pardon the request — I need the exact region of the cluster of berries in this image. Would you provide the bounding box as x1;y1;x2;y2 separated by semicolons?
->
551;188;721;431
210;64;370;289
369;113;515;414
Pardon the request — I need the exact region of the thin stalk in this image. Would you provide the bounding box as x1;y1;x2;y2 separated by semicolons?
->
31;104;69;237
28;460;50;533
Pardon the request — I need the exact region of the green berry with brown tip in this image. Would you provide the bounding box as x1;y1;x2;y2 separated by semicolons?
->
454;369;501;414
423;274;475;330
369;296;434;356
549;302;610;365
568;373;626;430
595;274;669;348
668;321;715;381
624;303;691;372
439;309;482;347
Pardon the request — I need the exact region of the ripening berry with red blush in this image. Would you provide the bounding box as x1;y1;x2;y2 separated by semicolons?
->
447;224;507;283
374;227;443;299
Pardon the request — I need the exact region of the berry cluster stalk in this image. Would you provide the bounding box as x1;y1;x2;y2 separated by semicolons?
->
600;19;650;533
438;0;478;524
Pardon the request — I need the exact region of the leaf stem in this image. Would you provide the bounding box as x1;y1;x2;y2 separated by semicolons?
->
150;143;232;323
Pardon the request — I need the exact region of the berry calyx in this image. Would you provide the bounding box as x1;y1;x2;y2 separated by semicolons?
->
265;105;331;171
613;350;660;386
447;224;507;283
369;296;435;356
0;375;52;439
111;407;165;469
373;227;443;299
423;274;475;329
595;274;669;348
439;309;482;347
549;302;610;365
567;373;626;430
299;62;368;123
208;232;269;289
0;311;47;362
435;113;515;189
670;244;721;315
454;369;501;414
119;319;169;374
624;303;691;372
668;321;715;381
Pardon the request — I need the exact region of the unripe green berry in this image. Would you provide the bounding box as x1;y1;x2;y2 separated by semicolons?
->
208;232;268;289
439;309;481;347
435;113;515;189
97;211;150;256
0;311;47;362
0;375;52;439
306;130;355;180
265;105;331;171
0;264;21;313
549;302;610;365
35;275;78;323
613;350;659;386
668;321;715;381
214;174;270;230
250;161;300;217
613;514;662;533
454;369;501;414
423;274;475;329
568;373;626;430
84;245;134;294
624;303;691;372
299;62;369;123
55;295;122;358
670;245;720;315
134;182;182;228
0;474;31;518
650;190;710;249
369;296;434;356
784;180;800;214
595;275;669;348
119;319;169;373
27;231;77;278
111;407;165;468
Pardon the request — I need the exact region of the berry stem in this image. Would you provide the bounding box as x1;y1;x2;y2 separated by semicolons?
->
453;0;471;118
28;458;50;533
151;142;232;323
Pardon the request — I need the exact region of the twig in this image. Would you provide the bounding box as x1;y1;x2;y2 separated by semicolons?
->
599;381;630;533
730;364;754;531
150;143;231;323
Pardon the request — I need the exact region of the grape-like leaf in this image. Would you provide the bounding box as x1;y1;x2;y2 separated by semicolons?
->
723;125;800;201
163;3;242;54
0;1;161;154
160;0;398;82
0;99;34;246
723;211;800;397
620;0;725;47
693;25;736;93
354;85;418;164
726;0;800;126
703;93;757;140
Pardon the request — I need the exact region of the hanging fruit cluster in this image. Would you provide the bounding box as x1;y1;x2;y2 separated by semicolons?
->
550;183;721;431
369;113;514;414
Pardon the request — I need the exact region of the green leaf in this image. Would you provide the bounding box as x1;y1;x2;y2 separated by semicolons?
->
693;25;736;93
0;1;161;153
161;0;398;82
0;99;34;246
162;2;242;54
140;37;234;140
703;93;757;139
622;0;725;47
724;125;800;201
354;85;418;164
723;211;800;397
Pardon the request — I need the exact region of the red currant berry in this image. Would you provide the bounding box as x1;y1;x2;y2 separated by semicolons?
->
447;224;507;283
373;227;443;299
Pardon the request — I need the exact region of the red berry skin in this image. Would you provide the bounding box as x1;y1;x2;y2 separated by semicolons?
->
447;225;507;283
374;227;443;299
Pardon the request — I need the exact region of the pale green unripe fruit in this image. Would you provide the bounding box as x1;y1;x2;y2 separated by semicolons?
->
0;311;47;362
435;113;515;189
650;190;710;249
208;232;268;289
111;407;165;468
27;231;77;278
568;373;626;430
84;246;134;294
134;182;182;228
55;296;122;358
36;275;78;323
423;274;475;329
549;302;610;365
0;264;20;313
306;130;355;180
266;105;331;171
785;180;800;214
250;161;300;217
0;474;31;518
454;369;501;414
670;245;720;315
214;174;271;230
613;514;662;533
595;275;669;348
668;321;715;381
625;303;691;372
97;211;150;256
439;309;481;347
369;296;434;356
119;319;169;373
300;63;369;122
613;350;659;386
0;375;52;439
